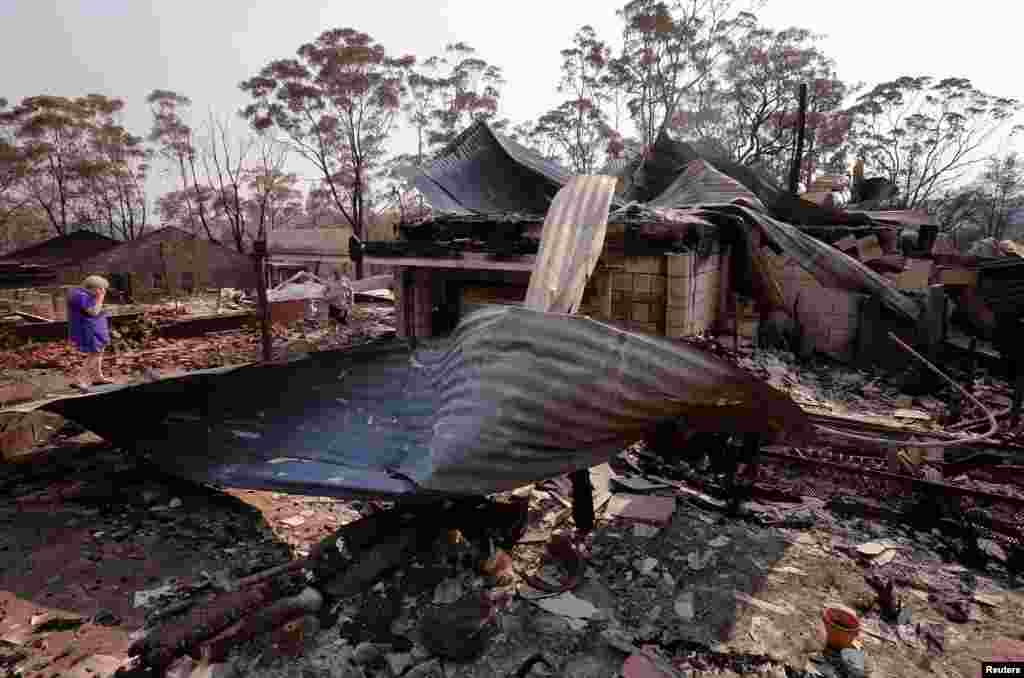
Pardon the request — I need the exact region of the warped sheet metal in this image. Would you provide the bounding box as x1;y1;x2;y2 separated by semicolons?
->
633;201;920;322
646;159;766;212
41;307;810;499
410;120;627;215
411;121;570;214
719;204;922;322
632;131;872;227
525;175;618;313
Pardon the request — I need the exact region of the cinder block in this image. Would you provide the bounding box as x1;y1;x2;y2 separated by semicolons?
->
666;253;693;278
625;256;667;275
631;303;651;323
738;318;759;339
613;273;632;292
611;298;629;320
937;267;977;286
857;236;884;262
896;258;934;291
666;306;688;329
633;274;655;295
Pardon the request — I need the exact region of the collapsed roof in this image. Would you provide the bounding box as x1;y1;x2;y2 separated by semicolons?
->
616;130;874;228
399;122;921;323
408;121;626;215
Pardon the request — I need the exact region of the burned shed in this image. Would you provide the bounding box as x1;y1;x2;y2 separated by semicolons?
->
267;226;354;284
58;227;257;301
0;230;120;289
365;121;946;368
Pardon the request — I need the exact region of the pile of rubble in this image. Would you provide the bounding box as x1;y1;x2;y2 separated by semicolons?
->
2;423;1021;678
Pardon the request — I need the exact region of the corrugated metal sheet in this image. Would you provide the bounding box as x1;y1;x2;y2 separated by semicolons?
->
40;307;809;499
628;203;920;321
410;121;627;214
646;159;767;212
631;131;873;228
412;121;568;214
720;204;922;321
419;306;809;494
525;175;618;313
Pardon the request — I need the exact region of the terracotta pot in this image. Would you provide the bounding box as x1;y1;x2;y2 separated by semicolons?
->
822;606;860;650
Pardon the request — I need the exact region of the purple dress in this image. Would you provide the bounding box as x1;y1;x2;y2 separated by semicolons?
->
67;288;110;353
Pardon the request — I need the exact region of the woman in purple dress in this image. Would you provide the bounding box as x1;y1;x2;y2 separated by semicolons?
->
67;275;115;391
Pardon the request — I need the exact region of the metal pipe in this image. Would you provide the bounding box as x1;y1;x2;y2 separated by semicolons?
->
788;83;808;196
252;239;272;362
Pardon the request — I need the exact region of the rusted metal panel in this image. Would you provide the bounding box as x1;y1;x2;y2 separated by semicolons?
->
525;175;618;313
41;307;809;499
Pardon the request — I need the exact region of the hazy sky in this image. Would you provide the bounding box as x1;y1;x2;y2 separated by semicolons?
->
2;0;1019;195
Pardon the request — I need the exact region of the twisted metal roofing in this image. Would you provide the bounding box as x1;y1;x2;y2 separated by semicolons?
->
410;121;626;214
41;307;809;499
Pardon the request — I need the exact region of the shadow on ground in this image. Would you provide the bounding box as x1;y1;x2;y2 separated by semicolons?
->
0;440;294;676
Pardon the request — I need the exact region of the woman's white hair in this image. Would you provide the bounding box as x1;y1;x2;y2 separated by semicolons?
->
82;275;110;290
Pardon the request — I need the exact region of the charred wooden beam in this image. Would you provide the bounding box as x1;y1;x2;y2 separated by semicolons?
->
570;468;595;534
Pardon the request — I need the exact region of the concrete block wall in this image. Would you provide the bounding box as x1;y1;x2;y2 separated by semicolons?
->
607;256;668;336
391;267;434;339
389;249;729;341
577;266;613;320
665;249;727;339
393;269;407;337
764;251;863;362
410;269;434;338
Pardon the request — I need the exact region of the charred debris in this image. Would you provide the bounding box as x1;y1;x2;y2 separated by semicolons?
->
2;120;1024;677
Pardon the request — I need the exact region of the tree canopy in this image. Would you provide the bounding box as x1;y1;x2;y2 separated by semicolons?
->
2;2;1022;257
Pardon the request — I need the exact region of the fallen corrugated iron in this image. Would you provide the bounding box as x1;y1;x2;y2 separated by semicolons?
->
725;203;921;321
628;191;921;321
525;175;617;313
40;306;810;499
622;130;873;227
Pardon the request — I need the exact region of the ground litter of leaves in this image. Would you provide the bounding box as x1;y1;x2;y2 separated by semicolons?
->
2;328;1024;677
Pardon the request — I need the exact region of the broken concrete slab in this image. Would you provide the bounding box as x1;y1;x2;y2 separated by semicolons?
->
534;592;599;631
605;494;676;526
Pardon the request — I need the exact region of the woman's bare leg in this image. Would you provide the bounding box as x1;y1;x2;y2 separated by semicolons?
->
73;354;95;388
93;352;114;383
